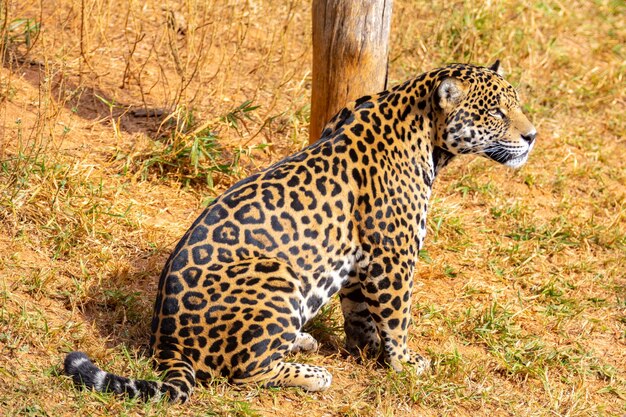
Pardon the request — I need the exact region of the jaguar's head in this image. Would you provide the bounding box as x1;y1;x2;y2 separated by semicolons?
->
433;61;537;168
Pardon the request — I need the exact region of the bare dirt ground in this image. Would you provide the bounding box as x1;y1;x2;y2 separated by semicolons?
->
0;1;624;416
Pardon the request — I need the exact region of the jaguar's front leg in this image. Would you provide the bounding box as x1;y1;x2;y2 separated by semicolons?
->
339;279;381;356
362;253;430;374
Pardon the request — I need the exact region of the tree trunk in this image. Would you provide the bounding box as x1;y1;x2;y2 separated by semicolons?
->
310;0;393;144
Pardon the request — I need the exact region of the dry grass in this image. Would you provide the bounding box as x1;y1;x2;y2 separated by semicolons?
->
1;0;624;416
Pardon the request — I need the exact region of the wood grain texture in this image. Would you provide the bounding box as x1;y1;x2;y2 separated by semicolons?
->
310;0;392;144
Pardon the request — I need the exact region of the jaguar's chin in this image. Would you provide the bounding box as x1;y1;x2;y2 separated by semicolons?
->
502;151;529;168
483;148;529;168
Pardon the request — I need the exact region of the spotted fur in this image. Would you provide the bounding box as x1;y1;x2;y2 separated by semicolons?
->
65;62;537;402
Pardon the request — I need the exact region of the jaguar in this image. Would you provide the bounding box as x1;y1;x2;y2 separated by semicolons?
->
65;61;537;402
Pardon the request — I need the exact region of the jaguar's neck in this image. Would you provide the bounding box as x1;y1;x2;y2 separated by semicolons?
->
383;76;455;183
379;99;454;187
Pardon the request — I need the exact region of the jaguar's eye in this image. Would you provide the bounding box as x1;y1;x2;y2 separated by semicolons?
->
489;108;507;120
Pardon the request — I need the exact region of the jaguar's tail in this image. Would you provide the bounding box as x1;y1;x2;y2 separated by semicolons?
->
64;351;194;402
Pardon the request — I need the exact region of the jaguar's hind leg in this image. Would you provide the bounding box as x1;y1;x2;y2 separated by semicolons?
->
290;332;318;353
234;361;332;391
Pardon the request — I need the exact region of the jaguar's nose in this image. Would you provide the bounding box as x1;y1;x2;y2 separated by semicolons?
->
521;131;536;145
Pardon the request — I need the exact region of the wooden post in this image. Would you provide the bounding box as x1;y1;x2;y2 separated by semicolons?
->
310;0;393;144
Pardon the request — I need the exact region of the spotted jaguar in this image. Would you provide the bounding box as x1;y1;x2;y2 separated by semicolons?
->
65;61;537;402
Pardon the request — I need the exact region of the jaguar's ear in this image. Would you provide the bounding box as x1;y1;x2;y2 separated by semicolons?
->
489;59;504;76
436;77;467;110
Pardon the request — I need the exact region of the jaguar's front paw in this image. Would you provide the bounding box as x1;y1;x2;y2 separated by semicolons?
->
387;350;431;375
406;350;431;374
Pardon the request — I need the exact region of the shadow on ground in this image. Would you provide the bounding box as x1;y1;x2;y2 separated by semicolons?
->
6;56;171;138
